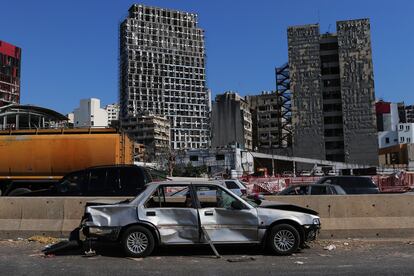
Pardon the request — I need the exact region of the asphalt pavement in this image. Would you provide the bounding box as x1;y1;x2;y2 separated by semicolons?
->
1;239;414;275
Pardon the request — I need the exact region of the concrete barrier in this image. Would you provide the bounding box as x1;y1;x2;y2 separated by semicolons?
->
0;197;127;239
267;194;414;239
0;195;414;239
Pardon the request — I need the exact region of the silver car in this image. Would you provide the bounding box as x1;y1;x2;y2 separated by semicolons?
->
81;181;320;257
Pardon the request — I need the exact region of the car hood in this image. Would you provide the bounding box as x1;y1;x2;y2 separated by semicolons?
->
258;201;318;216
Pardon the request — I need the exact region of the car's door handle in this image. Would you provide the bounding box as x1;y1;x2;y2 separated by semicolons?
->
204;211;213;216
146;211;156;216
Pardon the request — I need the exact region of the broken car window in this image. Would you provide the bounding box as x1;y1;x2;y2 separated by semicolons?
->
145;185;193;208
196;185;242;209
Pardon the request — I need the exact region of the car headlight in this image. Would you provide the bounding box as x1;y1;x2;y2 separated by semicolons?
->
313;218;320;225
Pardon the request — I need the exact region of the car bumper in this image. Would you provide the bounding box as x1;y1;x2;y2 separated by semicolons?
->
82;226;121;241
304;224;320;241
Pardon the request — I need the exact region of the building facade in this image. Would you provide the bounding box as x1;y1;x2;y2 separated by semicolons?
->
0;40;21;106
288;19;378;165
119;4;210;150
122;113;170;160
73;98;108;128
211;92;252;151
405;105;414;123
105;103;119;126
247;91;281;151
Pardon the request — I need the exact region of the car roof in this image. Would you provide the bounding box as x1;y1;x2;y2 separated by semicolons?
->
148;180;223;186
291;183;334;187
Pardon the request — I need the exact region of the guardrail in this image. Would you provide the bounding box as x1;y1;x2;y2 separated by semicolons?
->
1;195;414;239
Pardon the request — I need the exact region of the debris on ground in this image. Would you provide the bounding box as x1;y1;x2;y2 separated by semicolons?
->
407;241;414;245
28;236;59;244
344;242;349;246
324;244;336;251
82;252;97;258
42;240;81;255
294;261;304;265
227;257;256;262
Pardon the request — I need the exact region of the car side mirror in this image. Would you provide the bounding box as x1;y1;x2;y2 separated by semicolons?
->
231;200;244;210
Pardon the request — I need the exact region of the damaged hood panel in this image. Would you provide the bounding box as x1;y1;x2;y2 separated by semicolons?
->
260;204;318;216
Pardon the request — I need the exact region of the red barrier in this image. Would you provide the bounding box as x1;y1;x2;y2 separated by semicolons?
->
242;172;414;194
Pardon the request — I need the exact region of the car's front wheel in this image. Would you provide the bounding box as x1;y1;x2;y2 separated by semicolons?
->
268;224;300;255
121;226;155;258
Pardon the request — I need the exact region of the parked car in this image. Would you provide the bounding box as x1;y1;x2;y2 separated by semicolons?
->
278;184;346;195
81;181;321;257
326;170;337;176
313;170;324;177
316;176;380;194
12;165;152;196
299;171;312;176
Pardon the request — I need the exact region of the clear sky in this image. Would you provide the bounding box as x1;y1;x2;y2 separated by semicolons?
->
1;0;413;114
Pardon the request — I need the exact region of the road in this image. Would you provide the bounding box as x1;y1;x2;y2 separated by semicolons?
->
1;239;414;275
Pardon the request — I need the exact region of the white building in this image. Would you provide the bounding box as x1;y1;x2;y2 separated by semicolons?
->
398;123;414;144
73;98;108;128
105;104;119;126
67;112;74;124
377;102;400;149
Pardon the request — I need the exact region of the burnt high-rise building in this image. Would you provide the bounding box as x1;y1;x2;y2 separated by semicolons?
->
288;19;378;165
0;40;21;106
119;4;210;149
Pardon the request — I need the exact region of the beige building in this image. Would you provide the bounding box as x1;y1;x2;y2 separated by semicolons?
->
122;113;170;160
247;91;291;152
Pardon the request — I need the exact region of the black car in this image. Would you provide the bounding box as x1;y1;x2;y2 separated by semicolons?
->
316;176;380;194
278;184;346;195
14;165;152;196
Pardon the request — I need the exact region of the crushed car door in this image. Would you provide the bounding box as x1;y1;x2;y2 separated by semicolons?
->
139;184;199;244
195;185;259;243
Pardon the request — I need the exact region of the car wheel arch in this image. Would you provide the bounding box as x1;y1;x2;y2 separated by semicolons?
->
118;221;161;245
264;219;305;246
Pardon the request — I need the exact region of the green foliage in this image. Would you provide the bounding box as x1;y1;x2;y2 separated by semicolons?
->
173;163;208;177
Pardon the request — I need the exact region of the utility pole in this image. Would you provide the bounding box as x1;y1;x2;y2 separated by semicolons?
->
269;124;275;177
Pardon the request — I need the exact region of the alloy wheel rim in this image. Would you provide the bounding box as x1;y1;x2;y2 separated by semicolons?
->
127;232;149;254
274;229;295;252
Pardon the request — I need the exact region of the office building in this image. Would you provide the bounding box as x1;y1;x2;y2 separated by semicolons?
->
288;19;378;165
119;4;210;149
211;92;253;151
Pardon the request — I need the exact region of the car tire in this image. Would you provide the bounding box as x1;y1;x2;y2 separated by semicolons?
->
8;188;32;196
121;226;155;258
268;224;300;255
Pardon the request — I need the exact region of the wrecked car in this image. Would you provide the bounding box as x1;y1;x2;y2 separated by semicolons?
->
81;181;320;257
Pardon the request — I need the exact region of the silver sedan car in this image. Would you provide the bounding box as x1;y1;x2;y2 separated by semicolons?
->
81;181;321;257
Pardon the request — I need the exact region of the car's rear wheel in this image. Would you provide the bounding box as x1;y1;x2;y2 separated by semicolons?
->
268;224;300;255
121;226;155;258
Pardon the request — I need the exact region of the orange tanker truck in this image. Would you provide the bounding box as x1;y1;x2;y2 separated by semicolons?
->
0;128;135;196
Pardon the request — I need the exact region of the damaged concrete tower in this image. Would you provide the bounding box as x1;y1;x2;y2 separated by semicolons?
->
288;19;378;165
119;4;210;149
0;40;21;106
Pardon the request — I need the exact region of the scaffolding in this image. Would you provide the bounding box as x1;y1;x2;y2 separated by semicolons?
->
275;63;292;148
